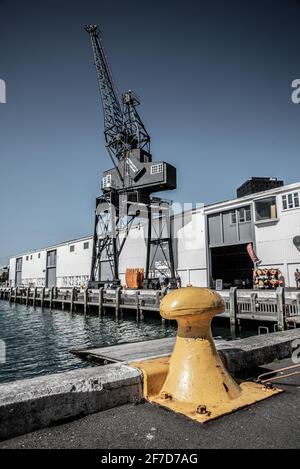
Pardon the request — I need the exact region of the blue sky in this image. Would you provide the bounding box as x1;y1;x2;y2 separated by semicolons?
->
1;0;300;264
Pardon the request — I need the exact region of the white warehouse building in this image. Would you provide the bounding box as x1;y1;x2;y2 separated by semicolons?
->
9;180;300;289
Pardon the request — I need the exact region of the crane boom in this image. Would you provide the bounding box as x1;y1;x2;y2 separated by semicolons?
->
85;24;124;159
85;24;151;163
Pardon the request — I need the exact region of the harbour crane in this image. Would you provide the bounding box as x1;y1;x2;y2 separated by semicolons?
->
85;24;177;288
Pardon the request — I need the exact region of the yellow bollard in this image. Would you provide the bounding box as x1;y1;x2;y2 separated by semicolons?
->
131;287;281;422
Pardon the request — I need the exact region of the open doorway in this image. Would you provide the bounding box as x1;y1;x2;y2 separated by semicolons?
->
210;243;253;289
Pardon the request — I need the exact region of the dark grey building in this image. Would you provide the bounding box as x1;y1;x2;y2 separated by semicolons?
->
236;177;284;198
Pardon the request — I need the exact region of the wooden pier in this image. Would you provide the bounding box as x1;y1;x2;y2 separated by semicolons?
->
0;286;300;333
0;286;161;322
72;337;177;364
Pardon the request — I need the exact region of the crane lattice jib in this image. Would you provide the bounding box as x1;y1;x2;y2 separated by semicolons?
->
85;25;124;159
85;24;151;161
122;91;150;154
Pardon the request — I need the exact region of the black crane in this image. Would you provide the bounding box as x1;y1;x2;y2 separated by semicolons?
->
85;24;177;288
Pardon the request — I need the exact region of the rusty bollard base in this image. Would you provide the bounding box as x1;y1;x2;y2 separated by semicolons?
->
130;287;282;423
130;356;281;423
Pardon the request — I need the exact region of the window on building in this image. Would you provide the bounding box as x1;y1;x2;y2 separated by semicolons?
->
230;206;251;224
26;256;29;261
70;245;75;252
83;242;89;250
150;163;163;175
238;206;251;223
38;253;41;259
255;197;277;221
238;209;245;223
282;192;300;210
102;174;112;189
230;211;237;224
30;255;33;260
47;250;56;267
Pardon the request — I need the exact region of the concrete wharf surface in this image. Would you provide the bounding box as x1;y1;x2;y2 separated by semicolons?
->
0;358;299;449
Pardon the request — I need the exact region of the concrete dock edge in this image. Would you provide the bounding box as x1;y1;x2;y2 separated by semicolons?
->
0;364;143;442
218;328;300;374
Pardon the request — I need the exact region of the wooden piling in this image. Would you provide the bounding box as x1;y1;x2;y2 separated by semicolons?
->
250;291;258;314
276;286;286;332
49;287;53;309
83;287;88;315
41;287;45;307
135;291;140;321
33;287;37;307
70;287;75;312
155;291;164;323
296;293;300;316
98;287;104;317
115;287;121;319
229;287;238;338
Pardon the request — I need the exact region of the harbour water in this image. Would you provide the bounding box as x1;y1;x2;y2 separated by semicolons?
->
0;300;255;384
